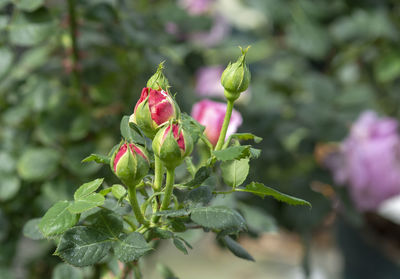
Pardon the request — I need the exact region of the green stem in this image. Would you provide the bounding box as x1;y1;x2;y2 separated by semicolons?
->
132;261;142;279
160;168;175;211
154;156;164;192
141;192;165;213
215;100;234;151
213;189;235;195
127;184;150;227
123;216;137;231
152;168;175;224
151;156;164;223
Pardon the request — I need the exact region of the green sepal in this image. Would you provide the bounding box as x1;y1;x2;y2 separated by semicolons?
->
147;61;170;91
132;96;158;139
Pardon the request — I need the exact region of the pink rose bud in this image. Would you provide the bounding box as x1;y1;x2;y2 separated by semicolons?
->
110;142;149;186
152;123;193;169
191;99;242;146
130;87;179;138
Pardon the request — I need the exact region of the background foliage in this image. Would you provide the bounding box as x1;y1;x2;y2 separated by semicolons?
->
1;0;400;278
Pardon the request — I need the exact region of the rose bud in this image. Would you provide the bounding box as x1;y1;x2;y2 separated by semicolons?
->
130;88;180;138
191;99;242;146
110;142;150;186
221;46;251;101
147;62;170;91
152;123;193;169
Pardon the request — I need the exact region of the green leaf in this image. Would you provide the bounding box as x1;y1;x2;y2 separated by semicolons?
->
238;204;277;233
221;236;254;261
74;178;104;200
148;228;174;240
114;232;152;262
13;0;44;11
85;209;123;238
52;263;83;279
153;209;189;217
172;238;187;255
237;182;311;207
186;185;212;206
39;201;78;237
176;236;192;249
190;206;246;231
221;159;249;187
181;113;205;144
121;116;145;144
184;166;210;187
0;0;11;9
227;133;262;143
99;188;112;196
374;52;400;83
0;48;14;78
23;218;44;240
169;219;186;232
157;264;179;279
69;194;105;214
9;9;56;46
0;173;20;201
17;148;60;181
111;184;127;200
88;0;117;7
249;148;261;159
0;152;15;173
81;154;110;165
56;226;113;267
213;146;251;161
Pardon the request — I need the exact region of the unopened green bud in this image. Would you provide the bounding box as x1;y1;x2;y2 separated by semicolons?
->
221;46;251;101
110;142;150;186
152;122;193;170
147;61;170;91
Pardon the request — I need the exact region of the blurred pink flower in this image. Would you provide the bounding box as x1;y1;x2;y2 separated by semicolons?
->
191;99;242;146
195;66;250;101
165;22;179;35
189;16;230;47
330;111;400;211
179;0;214;15
195;66;225;97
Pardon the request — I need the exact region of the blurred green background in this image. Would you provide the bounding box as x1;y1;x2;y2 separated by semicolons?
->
1;0;400;278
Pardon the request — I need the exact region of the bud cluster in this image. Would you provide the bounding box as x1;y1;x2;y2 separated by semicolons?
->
110;47;251;186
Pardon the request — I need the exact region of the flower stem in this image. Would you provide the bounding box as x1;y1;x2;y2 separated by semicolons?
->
151;156;164;223
215;100;234;151
127;184;150;227
132;261;142;279
154;156;164;192
161;168;175;211
152;168;175;224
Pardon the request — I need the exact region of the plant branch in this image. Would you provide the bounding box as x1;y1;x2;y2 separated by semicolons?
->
215;100;234;151
152;168;175;223
132;261;142;279
67;0;83;95
160;168;175;211
153;156;164;192
127;184;150;227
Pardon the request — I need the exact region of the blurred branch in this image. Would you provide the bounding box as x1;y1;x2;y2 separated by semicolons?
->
67;0;84;97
